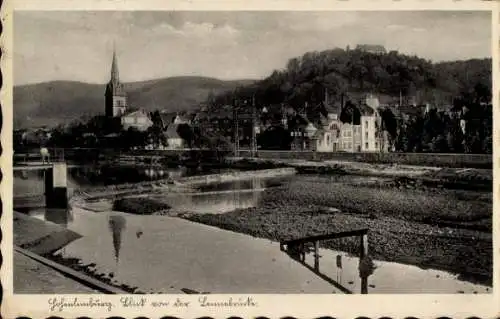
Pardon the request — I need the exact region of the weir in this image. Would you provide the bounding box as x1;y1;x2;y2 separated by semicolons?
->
44;162;69;209
14;162;69;209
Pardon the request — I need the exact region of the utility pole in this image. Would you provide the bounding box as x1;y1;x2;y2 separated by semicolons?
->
352;104;355;153
233;100;239;157
251;94;257;157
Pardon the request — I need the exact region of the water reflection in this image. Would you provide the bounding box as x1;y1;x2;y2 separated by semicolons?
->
359;256;377;294
45;208;73;227
283;244;377;294
108;215;126;263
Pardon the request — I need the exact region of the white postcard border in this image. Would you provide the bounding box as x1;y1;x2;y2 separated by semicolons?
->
1;0;499;318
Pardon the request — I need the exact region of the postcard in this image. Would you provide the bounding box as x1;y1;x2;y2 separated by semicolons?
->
1;0;499;317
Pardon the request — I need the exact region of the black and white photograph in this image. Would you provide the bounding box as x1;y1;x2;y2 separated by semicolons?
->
3;1;499;317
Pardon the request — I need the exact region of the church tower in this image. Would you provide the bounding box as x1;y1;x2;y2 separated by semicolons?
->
105;48;127;117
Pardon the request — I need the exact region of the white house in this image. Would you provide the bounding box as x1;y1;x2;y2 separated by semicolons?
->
316;113;342;152
165;123;184;149
121;109;153;131
336;94;389;152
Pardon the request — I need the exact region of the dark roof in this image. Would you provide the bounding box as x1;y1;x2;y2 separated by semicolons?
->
359;104;375;116
320;101;342;117
165;123;181;139
288;113;309;131
390;105;426;117
175;114;191;123
318;113;330;127
193;111;210;122
158;112;177;128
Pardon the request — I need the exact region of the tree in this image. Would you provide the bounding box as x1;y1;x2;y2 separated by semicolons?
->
258;125;292;150
339;101;361;125
177;124;195;148
119;128;147;150
147;125;166;148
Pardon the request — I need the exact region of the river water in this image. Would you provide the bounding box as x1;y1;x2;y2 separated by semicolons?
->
14;165;491;294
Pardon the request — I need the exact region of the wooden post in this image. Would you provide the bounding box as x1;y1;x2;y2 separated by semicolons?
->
360;234;368;258
314;241;320;271
360;233;369;294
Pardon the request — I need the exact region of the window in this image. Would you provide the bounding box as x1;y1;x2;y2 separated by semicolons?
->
326;135;330;144
365;132;368;139
375;142;379;149
365;121;368;128
365;142;369;149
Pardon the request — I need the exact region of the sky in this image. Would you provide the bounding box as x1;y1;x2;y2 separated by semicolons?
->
14;11;492;85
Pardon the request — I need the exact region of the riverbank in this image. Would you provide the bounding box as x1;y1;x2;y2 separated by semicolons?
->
14;251;98;294
13;211;81;255
179;176;492;286
227;157;492;191
71;167;296;202
13;211;143;294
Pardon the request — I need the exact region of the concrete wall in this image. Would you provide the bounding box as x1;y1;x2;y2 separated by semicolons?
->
237;150;492;168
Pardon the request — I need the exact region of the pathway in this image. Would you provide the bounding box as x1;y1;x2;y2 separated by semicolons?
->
14;251;99;294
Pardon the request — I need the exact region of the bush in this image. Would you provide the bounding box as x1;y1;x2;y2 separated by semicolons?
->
112;197;171;215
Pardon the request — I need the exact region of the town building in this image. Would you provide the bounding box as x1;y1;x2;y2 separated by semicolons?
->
164;123;185;149
315;93;342;152
121;109;153;131
155;111;192;130
290;93;390;153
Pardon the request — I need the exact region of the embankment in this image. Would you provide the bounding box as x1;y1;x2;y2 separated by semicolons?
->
72;167;297;201
175;167;296;187
236;150;492;169
14;211;82;255
228;158;492;191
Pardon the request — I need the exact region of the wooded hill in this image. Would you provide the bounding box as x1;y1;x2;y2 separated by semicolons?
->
210;48;491;112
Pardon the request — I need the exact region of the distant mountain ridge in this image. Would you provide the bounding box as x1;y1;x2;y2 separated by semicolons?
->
14;76;256;129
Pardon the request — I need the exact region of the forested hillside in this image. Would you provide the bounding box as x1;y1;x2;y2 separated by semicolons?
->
14;76;255;129
210;48;491;110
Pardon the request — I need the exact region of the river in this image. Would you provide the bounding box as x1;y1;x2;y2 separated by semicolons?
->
14;165;491;294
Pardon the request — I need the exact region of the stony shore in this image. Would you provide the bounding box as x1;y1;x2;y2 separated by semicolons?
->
228;157;492;190
178;175;492;286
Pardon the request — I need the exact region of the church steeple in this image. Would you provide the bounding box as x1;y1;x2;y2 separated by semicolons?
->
105;46;127;118
110;47;120;84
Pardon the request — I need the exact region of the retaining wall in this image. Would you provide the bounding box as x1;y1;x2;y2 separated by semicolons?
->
237;150;492;169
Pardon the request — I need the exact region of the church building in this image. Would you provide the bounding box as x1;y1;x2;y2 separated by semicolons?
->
105;49;128;118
